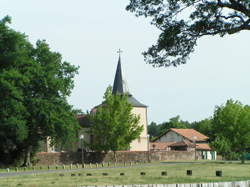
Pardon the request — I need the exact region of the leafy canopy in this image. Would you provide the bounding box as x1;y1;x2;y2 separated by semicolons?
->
0;16;79;165
86;86;143;153
126;0;250;67
148;115;192;140
211;99;250;162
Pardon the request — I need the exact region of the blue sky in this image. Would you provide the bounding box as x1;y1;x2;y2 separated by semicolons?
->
1;0;250;124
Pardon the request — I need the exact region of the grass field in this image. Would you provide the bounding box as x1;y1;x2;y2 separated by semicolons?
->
1;161;250;187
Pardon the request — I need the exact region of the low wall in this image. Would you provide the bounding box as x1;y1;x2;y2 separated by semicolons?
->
36;151;196;165
79;181;249;187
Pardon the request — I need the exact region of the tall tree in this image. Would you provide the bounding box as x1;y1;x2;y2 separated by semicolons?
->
211;99;250;163
126;0;250;67
159;115;188;134
0;16;79;166
86;86;143;161
148;121;161;140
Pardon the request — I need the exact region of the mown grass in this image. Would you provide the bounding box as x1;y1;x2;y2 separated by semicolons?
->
1;161;250;187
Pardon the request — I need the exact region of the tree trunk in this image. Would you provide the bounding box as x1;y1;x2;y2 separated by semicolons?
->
23;146;32;167
241;152;246;164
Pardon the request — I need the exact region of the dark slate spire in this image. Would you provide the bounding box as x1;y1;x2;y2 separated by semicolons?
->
112;55;124;94
111;54;147;108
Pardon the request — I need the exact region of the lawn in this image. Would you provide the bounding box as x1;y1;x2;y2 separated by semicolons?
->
1;161;250;187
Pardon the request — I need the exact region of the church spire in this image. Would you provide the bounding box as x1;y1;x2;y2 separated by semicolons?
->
111;50;147;107
112;52;124;95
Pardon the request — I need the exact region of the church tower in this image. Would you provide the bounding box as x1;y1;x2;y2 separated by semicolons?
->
112;55;149;151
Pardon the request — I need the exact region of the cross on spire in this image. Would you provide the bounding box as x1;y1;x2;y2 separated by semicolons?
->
117;49;123;57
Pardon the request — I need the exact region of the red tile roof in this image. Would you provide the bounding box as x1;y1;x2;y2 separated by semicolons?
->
76;114;90;127
169;128;209;142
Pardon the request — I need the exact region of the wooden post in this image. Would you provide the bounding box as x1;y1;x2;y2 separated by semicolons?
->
187;170;192;176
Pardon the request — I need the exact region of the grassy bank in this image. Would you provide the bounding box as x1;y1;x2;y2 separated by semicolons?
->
1;161;250;187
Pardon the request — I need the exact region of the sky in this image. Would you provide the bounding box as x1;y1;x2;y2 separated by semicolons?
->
1;1;250;124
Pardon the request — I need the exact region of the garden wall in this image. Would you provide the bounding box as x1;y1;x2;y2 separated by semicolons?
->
36;151;196;165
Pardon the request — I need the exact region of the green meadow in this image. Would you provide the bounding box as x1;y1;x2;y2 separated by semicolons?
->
1;161;250;187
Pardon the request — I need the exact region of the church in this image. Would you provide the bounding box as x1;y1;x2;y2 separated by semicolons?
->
79;54;149;151
43;54;149;152
111;55;149;151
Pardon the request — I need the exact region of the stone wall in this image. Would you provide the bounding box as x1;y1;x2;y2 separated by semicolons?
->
35;150;196;165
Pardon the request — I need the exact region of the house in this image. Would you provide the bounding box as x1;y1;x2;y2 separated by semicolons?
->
150;128;216;160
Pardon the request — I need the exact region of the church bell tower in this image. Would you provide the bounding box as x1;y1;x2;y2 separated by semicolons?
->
112;52;149;151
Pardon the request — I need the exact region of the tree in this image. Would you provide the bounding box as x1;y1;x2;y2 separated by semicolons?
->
86;86;143;161
148;121;161;140
126;0;250;67
191;118;213;138
211;99;250;163
159;115;188;134
0;16;80;166
210;136;231;160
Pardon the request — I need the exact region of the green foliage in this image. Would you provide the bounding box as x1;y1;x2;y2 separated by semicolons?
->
0;16;80;166
148;121;161;140
191;118;213;138
126;0;250;67
211;99;250;162
86;86;143;154
148;115;190;140
210;136;232;159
